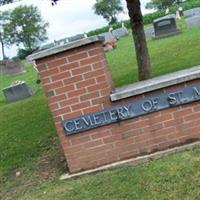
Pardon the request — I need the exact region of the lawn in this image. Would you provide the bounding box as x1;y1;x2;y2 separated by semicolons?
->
107;23;200;86
0;23;200;199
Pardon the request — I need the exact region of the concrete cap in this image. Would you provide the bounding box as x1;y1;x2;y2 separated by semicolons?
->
27;36;104;61
110;66;200;101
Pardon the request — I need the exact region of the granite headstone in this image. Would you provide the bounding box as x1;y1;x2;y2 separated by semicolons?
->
3;82;33;102
112;27;129;38
153;14;180;39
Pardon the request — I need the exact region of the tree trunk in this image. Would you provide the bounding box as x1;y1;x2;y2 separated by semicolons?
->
0;33;6;60
126;0;152;81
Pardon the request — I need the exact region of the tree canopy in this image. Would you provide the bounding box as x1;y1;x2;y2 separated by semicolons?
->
146;0;186;10
4;5;49;51
93;0;123;25
0;11;10;59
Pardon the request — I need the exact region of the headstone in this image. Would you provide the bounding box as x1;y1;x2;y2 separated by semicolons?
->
98;32;115;42
0;60;25;75
3;82;33;103
111;27;129;38
68;34;85;42
144;26;154;38
153;14;180;39
183;7;200;18
186;16;200;28
98;32;116;51
184;8;200;28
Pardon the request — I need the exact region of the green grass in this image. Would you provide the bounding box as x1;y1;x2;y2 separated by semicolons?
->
6;147;200;200
0;63;57;177
107;23;200;87
1;22;200;199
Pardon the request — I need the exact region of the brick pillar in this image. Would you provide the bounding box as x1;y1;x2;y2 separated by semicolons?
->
30;36;113;173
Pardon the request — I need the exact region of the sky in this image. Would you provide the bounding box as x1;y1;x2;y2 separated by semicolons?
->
0;0;152;58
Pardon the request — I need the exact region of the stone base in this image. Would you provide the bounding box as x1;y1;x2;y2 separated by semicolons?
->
152;30;181;40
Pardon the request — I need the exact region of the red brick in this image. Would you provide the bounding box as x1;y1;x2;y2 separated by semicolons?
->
51;71;71;82
49;103;59;111
55;84;75;95
184;112;200;122
92;61;105;70
48;94;66;104
40;68;59;78
70;135;91;145
53;107;71;117
96;75;106;83
59;97;79;107
68;88;86;98
88;48;103;56
72;65;92;76
84;140;103;149
91;130;112;140
80;91;100;101
92;97;108;105
47;58;67;68
36;55;55;65
87;82;108;92
68;52;88;62
59;62;79;72
173;108;193;118
83;68;105;79
76;78;96;89
43;81;63;91
63;111;82;120
80;55;101;66
41;77;51;85
63;75;83;85
83;104;102;114
71;101;91;111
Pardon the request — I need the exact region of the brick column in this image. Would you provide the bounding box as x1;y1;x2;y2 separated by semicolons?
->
30;37;114;173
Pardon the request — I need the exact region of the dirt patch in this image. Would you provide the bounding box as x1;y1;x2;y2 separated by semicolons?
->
0;60;25;75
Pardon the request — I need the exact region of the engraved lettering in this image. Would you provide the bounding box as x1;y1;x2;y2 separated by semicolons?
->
117;107;125;119
82;117;90;126
93;114;102;125
109;110;118;121
168;93;177;105
141;100;153;112
74;119;82;130
123;105;132;117
64;121;75;132
152;98;159;110
193;87;200;99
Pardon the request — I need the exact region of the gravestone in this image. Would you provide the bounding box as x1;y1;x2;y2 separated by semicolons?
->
98;32;115;42
144;26;154;38
0;60;25;75
183;7;200;18
186;16;200;28
153;14;180;39
111;27;129;38
3;82;33;103
68;34;85;42
184;8;200;28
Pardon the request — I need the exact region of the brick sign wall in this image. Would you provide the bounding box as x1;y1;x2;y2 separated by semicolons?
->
30;37;200;173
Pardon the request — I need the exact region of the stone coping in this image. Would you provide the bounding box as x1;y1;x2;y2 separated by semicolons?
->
110;65;200;101
27;36;104;61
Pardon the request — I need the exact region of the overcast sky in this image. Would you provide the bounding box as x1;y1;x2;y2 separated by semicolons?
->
0;0;152;58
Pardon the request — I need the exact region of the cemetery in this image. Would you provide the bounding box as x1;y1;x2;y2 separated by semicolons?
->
0;1;200;199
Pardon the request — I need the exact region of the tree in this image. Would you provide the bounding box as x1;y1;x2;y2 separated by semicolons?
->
4;5;49;51
146;0;185;10
0;11;10;60
93;0;123;25
0;0;152;81
0;0;13;6
126;0;152;80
